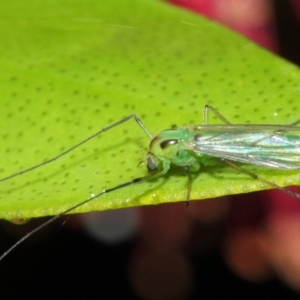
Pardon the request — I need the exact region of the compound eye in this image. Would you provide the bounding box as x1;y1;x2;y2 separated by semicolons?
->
160;139;178;149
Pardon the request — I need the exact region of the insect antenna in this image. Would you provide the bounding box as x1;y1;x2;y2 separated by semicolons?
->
0;114;152;183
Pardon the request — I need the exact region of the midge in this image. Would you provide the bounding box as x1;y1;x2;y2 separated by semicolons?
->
1;104;300;260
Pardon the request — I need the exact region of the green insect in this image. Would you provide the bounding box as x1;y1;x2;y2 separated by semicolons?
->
1;105;300;260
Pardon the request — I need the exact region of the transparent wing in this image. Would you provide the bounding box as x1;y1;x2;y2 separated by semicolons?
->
184;124;300;133
185;127;300;170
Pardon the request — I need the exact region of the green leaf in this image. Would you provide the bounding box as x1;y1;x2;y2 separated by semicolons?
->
0;0;300;220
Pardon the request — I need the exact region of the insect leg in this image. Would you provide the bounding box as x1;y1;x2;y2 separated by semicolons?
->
0;114;152;183
184;167;193;206
0;169;165;262
203;105;232;125
223;159;300;199
289;119;300;126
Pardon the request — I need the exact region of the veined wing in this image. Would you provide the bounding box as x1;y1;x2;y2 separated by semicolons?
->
185;128;300;170
184;124;300;133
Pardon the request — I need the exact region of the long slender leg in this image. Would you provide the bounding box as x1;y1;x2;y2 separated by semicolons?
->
0;114;152;183
223;159;300;199
0;168;165;262
289;119;300;126
204;104;300;127
203;105;232;125
184;166;192;206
